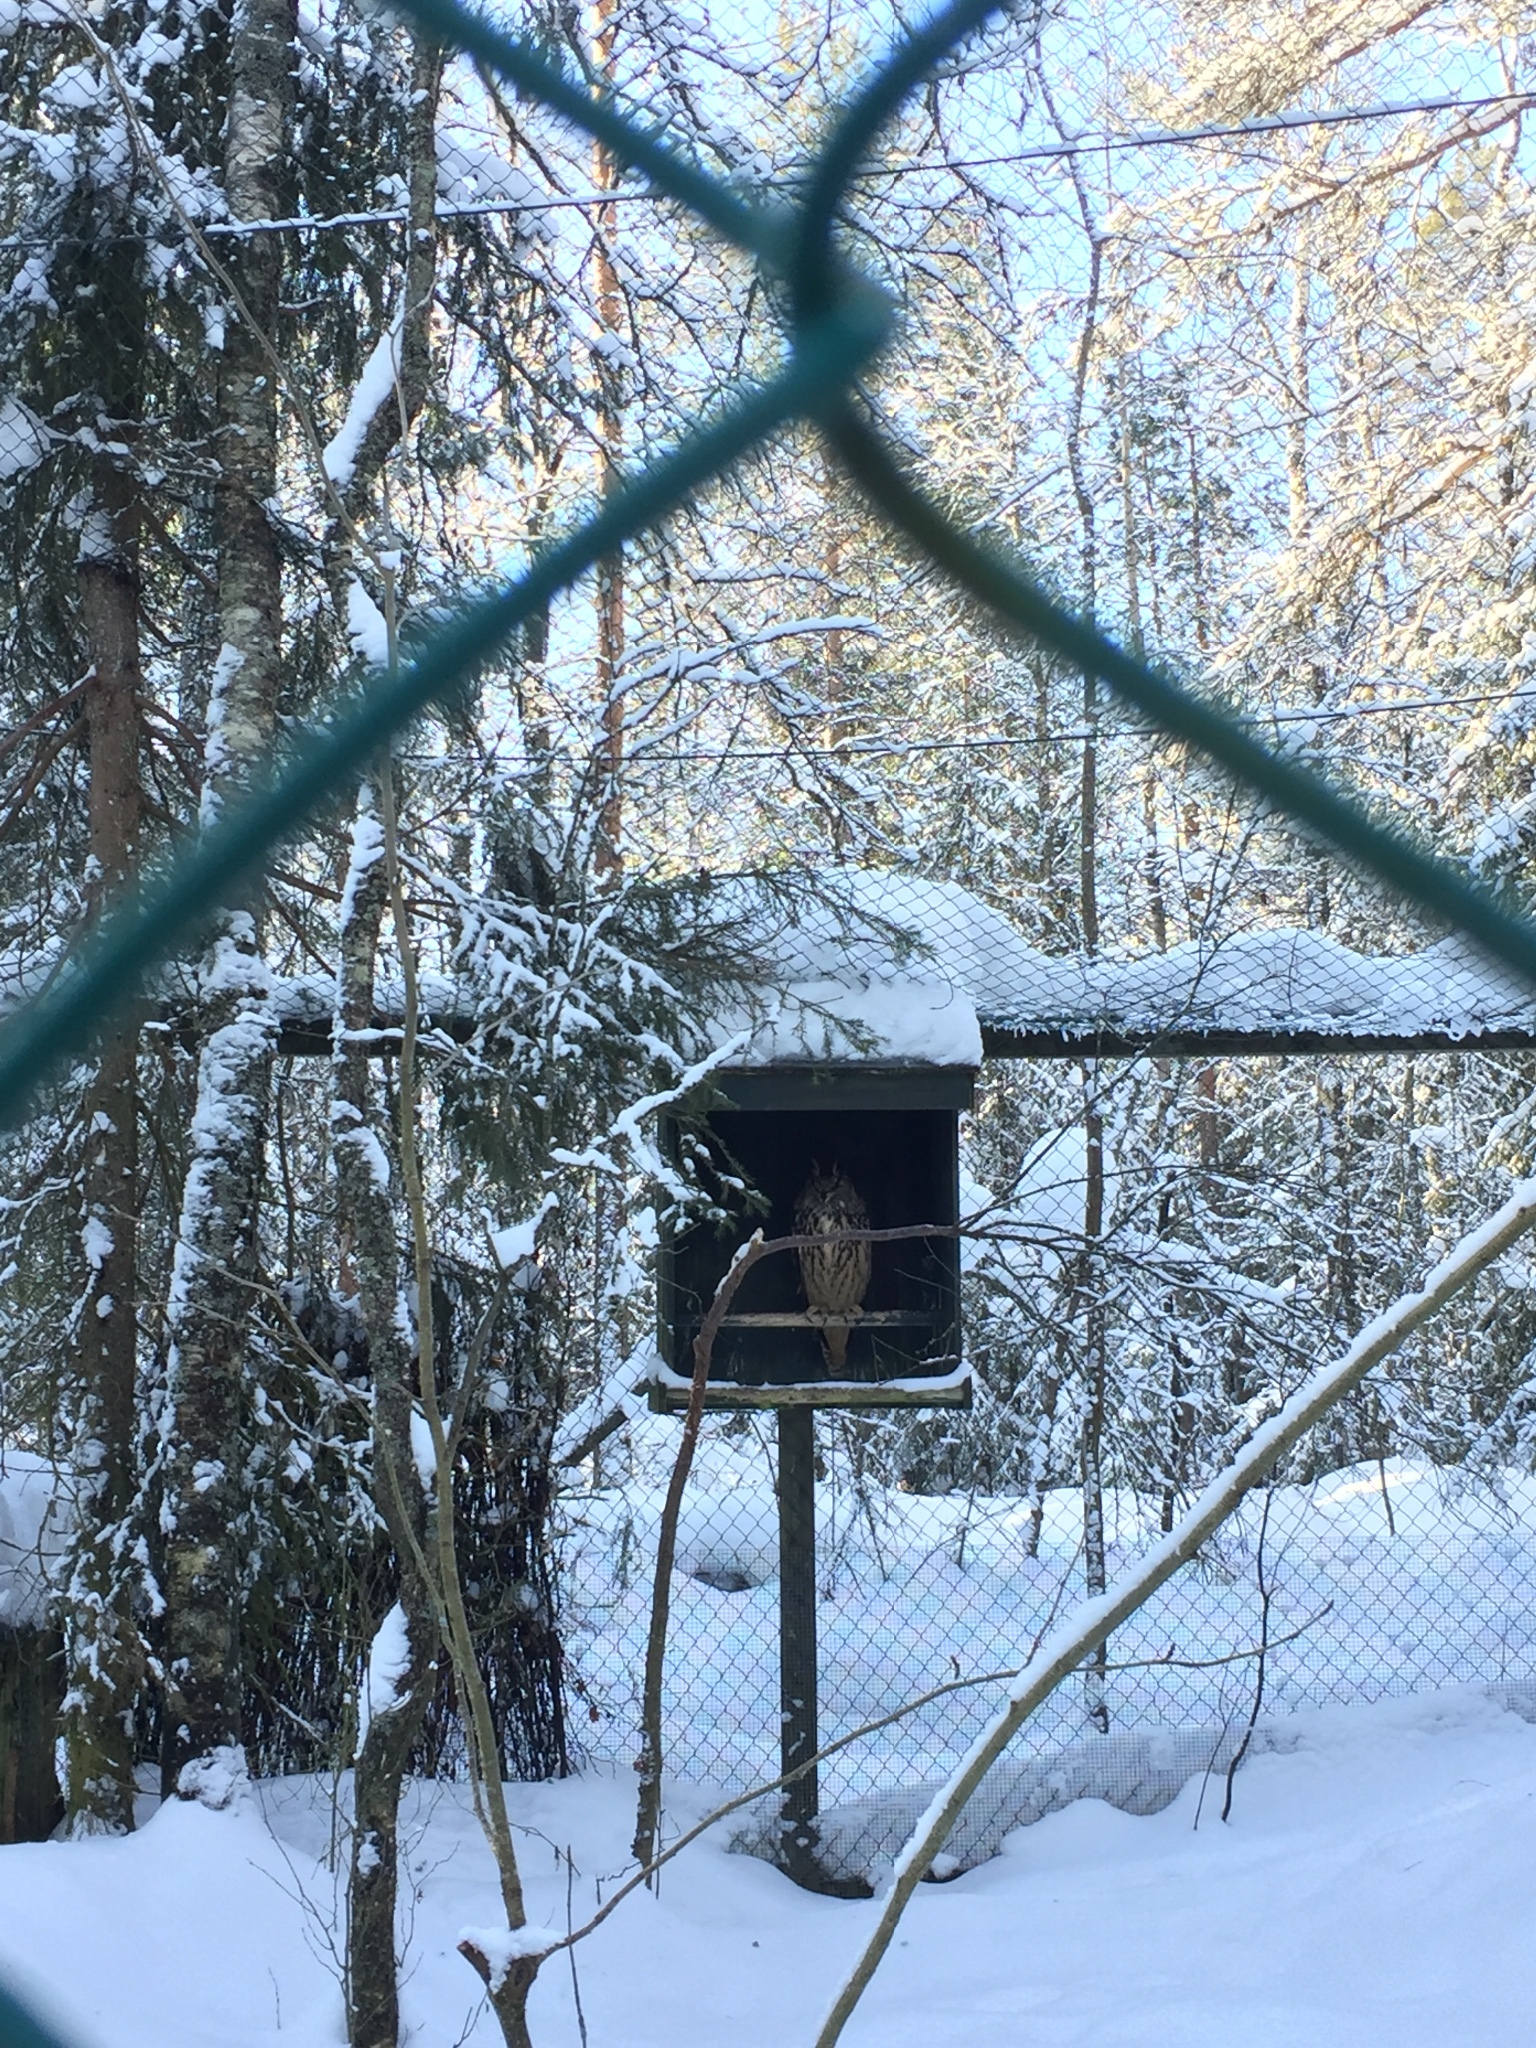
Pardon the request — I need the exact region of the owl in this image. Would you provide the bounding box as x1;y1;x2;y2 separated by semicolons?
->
794;1165;871;1375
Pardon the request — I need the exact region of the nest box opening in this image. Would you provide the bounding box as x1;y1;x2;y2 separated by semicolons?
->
659;1064;974;1401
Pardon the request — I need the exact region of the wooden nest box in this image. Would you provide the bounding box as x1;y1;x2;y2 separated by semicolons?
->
655;1060;976;1413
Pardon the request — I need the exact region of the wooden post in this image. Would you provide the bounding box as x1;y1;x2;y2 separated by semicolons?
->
777;1405;820;1884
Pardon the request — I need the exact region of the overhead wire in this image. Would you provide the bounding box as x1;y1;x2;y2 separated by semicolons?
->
181;89;1533;238
0;84;1514;257
888;88;1535;172
481;683;1536;772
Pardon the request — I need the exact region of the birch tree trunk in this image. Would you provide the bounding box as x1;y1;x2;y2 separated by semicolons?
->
160;0;294;1800
334;786;438;2048
326;53;442;2036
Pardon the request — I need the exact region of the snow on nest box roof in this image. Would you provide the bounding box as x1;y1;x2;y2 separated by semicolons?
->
713;872;992;1070
721;974;984;1071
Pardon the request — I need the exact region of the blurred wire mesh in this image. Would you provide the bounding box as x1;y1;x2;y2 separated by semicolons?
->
4;0;1536;1932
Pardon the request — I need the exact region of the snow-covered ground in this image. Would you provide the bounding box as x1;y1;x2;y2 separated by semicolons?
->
8;1430;1536;2043
3;1685;1536;2047
563;1430;1536;1812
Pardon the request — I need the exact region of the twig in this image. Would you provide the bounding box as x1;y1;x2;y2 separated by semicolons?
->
1376;1452;1398;1537
1191;1700;1239;1834
631;1229;769;1867
564;1849;589;2048
0;677;89;771
380;748;527;1944
1221;1486;1274;1823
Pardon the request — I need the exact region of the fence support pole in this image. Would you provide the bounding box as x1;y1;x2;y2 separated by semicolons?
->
777;1404;820;1883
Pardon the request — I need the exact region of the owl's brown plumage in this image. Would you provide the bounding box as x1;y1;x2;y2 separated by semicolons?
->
795;1166;871;1375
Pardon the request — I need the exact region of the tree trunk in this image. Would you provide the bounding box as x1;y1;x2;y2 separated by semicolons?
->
1;1625;65;1844
460;1947;537;2048
320;46;444;2042
592;0;625;879
160;0;294;1799
334;785;438;2048
331;34;443;534
1055;142;1109;1719
1286;254;1312;548
63;446;147;1834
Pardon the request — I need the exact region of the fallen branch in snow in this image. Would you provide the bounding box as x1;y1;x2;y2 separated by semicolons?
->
556;1402;633;1469
812;1174;1536;2048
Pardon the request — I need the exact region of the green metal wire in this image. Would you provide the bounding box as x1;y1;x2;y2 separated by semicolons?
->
820;400;1536;983
0;0;1534;1132
0;1980;68;2048
793;0;1005;330
383;0;781;261
4;5;1536;2036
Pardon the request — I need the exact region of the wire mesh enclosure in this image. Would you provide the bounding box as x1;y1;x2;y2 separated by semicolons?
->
565;1404;1536;1848
8;0;1536;1986
564;998;1536;1882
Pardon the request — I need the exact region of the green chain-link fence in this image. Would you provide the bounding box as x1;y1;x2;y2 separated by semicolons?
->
7;0;1536;2033
565;1407;1536;1879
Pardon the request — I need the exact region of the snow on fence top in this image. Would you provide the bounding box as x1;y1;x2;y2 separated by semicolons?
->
984;924;1536;1055
711;870;1536;1062
52;869;1532;1070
